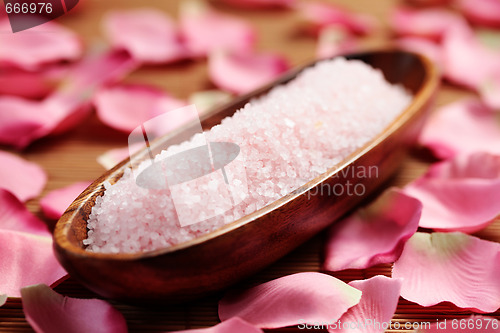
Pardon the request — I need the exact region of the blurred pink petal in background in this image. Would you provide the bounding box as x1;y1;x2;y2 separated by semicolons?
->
103;9;188;64
391;7;466;41
171;317;262;333
179;1;256;57
323;189;421;271
403;152;500;233
21;284;127;333
457;0;500;28
315;26;359;59
297;2;376;35
443;27;500;90
0;66;66;99
217;0;294;9
0;151;46;201
208;50;289;94
0;19;82;70
93;84;186;133
219;272;361;328
329;276;402;333
419;99;500;159
0;189;49;236
0;231;66;297
393;232;500;313
0;51;137;149
396;37;444;69
40;181;91;220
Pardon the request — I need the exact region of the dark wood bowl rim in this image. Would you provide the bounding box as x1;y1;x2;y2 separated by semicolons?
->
54;48;440;261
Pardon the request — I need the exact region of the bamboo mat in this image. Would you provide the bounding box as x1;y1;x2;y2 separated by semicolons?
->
1;0;500;332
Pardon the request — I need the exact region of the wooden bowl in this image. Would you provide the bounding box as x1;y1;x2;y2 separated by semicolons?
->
54;50;440;303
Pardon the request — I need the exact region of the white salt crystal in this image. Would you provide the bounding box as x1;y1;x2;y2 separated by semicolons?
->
86;58;411;253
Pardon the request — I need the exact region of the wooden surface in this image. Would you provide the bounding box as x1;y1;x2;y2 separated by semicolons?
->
1;0;499;332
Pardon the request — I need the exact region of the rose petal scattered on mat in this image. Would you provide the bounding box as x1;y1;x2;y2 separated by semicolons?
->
419;99;500;158
21;284;127;333
316;26;359;59
415;315;500;332
0;66;64;99
217;0;294;9
103;9;187;64
40;181;91;220
219;272;361;328
396;37;444;69
479;74;500;111
329;276;402;333
0;19;81;70
171;317;263;333
391;7;466;41
188;90;232;114
0;51;136;149
405;0;453;6
0;230;66;297
180;0;256;57
0;151;46;201
392;232;500;313
324;189;421;271
0;294;6;307
94;84;186;133
208;50;289;94
403;153;500;233
442;27;500;90
297;2;376;35
457;0;500;28
0;189;49;236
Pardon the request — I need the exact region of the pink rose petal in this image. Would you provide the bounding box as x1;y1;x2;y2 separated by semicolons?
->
0;189;49;236
404;0;453;6
0;51;137;149
219;272;362;328
419;99;500;158
442;27;500;90
392;232;500;313
171;317;262;333
396;37;444;69
297;2;377;36
179;0;256;57
403;152;500;233
217;0;294;9
40;181;91;220
21;284;127;333
0;230;66;297
457;0;500;28
0;66;63;99
329;276;402;333
316;26;359;60
415;315;500;332
208;50;289;94
324;189;421;271
94;84;186;133
391;7;467;41
0;151;46;201
103;9;187;64
0;19;82;70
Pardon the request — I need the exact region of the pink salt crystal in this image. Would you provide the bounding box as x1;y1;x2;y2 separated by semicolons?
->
86;58;411;253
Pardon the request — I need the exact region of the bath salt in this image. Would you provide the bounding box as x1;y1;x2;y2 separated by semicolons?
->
85;58;412;253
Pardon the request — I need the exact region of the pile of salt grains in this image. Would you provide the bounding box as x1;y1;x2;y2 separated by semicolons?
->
85;58;412;253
